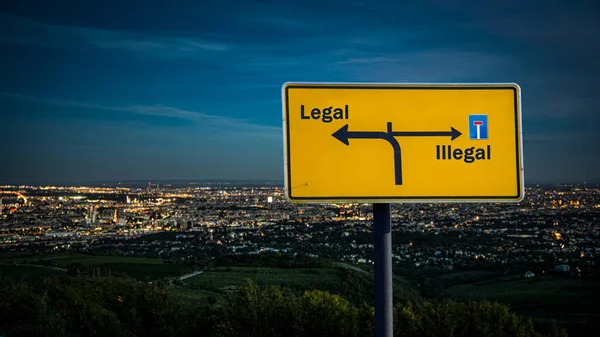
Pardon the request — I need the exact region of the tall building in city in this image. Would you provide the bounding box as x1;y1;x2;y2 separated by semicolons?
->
88;205;97;225
113;209;118;223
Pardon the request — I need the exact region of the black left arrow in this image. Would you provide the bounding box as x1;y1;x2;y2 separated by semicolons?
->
331;125;384;146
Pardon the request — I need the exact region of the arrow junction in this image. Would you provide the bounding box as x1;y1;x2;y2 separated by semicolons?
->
282;83;524;203
332;122;462;185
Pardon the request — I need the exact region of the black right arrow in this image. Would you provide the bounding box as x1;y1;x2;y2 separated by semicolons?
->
391;127;462;141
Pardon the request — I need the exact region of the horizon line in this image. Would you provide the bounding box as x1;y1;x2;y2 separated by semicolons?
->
1;179;599;187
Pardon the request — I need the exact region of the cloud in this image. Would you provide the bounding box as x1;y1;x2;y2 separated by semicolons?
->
332;50;513;82
514;69;600;120
246;16;312;30
89;36;228;53
0;92;281;136
430;0;599;51
526;93;599;120
335;57;398;65
524;132;598;144
0;12;230;57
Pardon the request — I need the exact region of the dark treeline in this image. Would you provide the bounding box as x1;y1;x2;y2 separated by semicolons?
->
0;275;566;337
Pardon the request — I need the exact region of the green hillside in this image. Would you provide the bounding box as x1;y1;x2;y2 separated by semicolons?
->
0;264;65;281
448;275;599;337
1;253;189;280
174;264;421;306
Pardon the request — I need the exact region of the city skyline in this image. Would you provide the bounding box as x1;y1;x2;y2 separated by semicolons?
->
1;0;599;184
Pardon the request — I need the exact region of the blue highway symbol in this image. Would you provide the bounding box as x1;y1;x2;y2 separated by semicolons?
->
332;122;462;185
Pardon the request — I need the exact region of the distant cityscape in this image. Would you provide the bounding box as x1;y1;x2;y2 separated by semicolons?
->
2;182;599;278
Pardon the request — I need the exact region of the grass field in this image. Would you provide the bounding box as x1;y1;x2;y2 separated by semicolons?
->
187;267;344;290
173;266;348;303
1;253;422;310
439;270;497;280
171;285;225;303
0;253;189;280
55;255;188;280
448;275;600;330
49;255;164;266
0;264;64;281
172;264;421;307
10;253;166;266
0;252;37;260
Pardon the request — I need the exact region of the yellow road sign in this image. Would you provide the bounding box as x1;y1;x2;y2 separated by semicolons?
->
282;83;524;203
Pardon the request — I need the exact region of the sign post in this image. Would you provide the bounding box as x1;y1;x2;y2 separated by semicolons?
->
373;202;393;337
282;83;523;337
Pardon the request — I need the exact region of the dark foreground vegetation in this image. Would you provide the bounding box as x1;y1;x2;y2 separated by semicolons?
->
0;275;567;337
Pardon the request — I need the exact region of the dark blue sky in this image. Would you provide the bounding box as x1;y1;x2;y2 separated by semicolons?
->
1;0;598;184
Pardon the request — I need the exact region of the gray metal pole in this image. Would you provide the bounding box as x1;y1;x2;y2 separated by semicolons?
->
373;203;393;337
